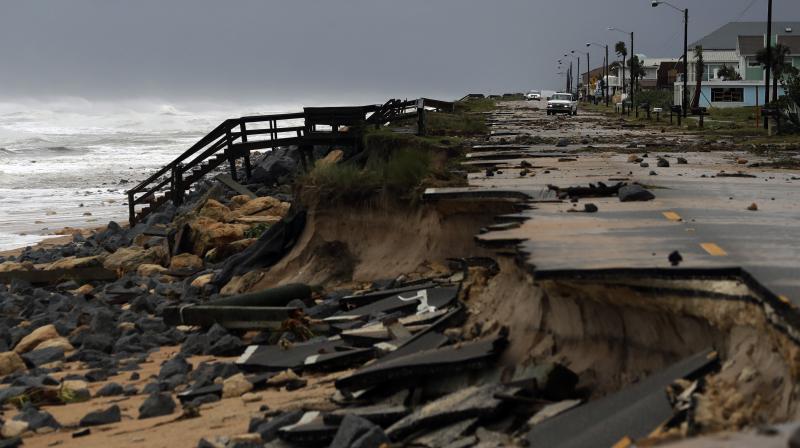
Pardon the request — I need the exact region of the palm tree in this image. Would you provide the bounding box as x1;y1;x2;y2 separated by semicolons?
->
690;46;704;110
717;65;742;81
757;43;794;101
615;41;628;95
627;55;646;96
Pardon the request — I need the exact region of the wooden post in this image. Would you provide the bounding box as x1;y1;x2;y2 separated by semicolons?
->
417;100;427;136
171;164;184;206
225;128;237;181
128;192;136;226
240;121;251;179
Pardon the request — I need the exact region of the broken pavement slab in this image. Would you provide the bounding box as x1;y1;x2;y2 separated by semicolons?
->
324;404;410;427
277;411;339;445
385;383;506;442
333;286;460;320
525;349;719;448
335;334;507;392
236;339;373;373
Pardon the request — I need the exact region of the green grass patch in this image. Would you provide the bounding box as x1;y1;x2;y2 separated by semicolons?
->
425;111;487;136
705;106;760;123
303;147;433;202
456;98;496;113
244;223;271;239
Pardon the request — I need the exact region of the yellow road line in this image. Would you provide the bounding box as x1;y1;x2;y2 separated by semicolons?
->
662;211;682;222
700;243;728;256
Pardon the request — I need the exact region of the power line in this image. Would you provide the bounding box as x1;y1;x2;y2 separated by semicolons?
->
732;0;759;22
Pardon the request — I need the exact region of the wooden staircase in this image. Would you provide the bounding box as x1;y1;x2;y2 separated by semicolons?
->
126;98;454;226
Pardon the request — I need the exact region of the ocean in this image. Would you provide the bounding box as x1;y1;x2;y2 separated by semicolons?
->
0;98;298;251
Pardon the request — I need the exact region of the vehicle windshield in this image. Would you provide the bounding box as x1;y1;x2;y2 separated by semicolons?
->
552;94;572;101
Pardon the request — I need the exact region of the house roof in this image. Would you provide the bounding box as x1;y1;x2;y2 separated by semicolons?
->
777;35;800;54
641;58;679;68
737;35;764;55
691;22;800;50
697;50;739;63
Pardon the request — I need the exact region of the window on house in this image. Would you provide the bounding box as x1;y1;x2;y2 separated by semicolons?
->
748;59;761;68
711;88;744;102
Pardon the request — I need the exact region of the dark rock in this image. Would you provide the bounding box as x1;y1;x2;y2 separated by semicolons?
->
0;438;21;448
158;355;192;381
330;414;390;448
583;203;598;213
189;393;221;407
639;162;649;168
123;385;139;396
207;334;244;357
649;170;658;176
555;139;569;147
13;404;61;430
677;157;688;164
205;323;228;342
250;147;301;184
85;368;114;383
196;439;216;448
95;382;124;397
72;428;91;438
164;373;188;390
142;382;163;395
90;309;118;336
657;158;670;168
138;393;176;419
189;362;239;388
79;405;121;427
181;333;209;356
21;347;65;368
668;251;683;267
618;185;655;202
80;333;115;353
285;378;308;391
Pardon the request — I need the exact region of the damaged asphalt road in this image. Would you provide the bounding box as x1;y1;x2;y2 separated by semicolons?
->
0;98;799;448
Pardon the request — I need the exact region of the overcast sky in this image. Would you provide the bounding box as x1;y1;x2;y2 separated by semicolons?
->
1;0;798;104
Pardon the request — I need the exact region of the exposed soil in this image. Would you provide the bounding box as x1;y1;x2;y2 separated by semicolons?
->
242;198;521;292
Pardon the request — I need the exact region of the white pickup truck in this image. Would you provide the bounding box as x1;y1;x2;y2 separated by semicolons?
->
546;93;578;116
525;90;541;101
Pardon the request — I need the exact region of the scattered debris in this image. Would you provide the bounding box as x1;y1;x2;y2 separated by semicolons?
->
618;185;655;202
548;182;625;199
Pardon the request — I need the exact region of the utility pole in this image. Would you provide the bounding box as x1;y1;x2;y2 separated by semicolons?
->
630;31;635;110
683;8;688;117
764;0;773;129
587;52;590;101
651;2;689;117
605;45;610;106
570;61;573;92
587;42;609;107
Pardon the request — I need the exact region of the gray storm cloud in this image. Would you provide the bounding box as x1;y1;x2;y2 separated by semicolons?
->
0;0;797;102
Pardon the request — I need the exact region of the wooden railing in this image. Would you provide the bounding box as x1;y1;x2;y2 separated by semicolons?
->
126;98;453;225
